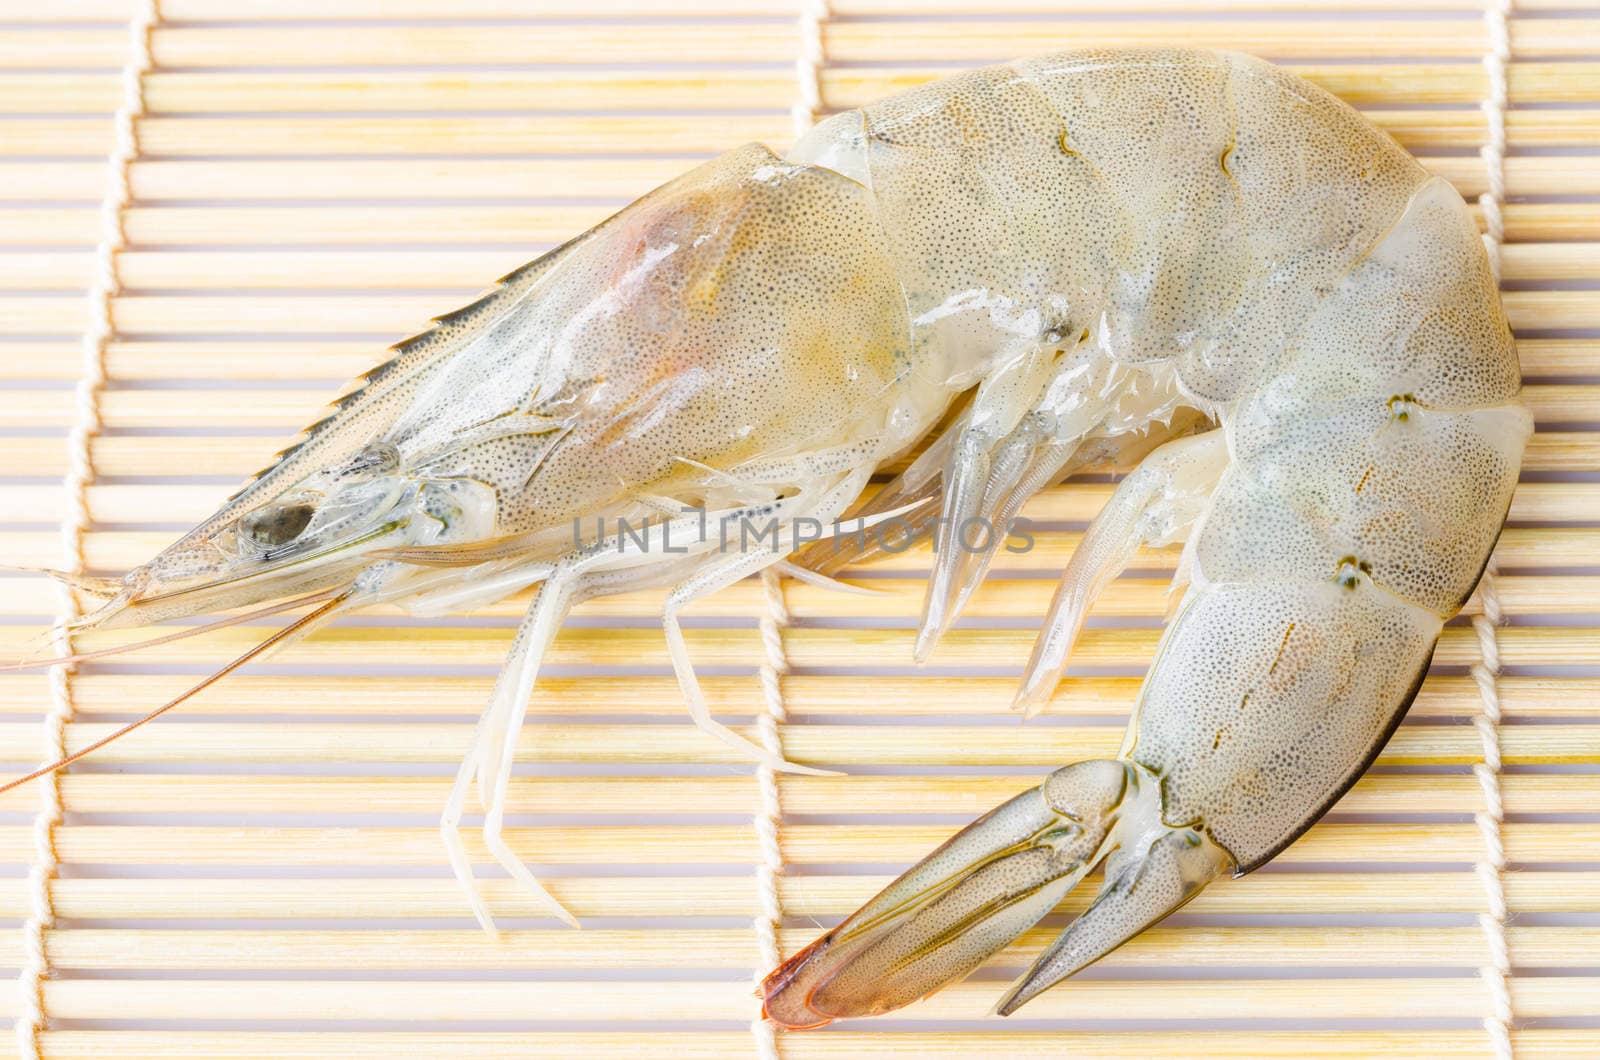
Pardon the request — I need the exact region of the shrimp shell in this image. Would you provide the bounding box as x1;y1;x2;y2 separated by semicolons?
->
2;50;1526;1013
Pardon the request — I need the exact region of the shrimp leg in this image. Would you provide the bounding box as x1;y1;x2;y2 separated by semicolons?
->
664;547;836;776
663;465;883;775
1014;429;1230;716
919;344;1058;658
442;566;577;933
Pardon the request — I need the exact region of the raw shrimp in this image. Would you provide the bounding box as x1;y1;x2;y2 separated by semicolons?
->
4;48;1525;1009
760;49;1528;1024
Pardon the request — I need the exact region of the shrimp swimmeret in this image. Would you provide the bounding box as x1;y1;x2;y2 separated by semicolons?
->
5;49;1527;1020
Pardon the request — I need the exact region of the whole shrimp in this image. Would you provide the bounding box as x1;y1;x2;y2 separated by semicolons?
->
2;48;1525;1021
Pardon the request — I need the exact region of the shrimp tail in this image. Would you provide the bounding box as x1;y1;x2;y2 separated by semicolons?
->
761;758;1228;1028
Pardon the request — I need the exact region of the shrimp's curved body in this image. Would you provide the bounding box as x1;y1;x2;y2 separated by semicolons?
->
9;49;1525;1016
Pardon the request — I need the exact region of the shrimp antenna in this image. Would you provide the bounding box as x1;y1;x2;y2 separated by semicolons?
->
0;565;122;597
0;587;342;673
0;591;351;797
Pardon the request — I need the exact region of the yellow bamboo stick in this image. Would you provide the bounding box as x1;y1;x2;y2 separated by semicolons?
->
3;154;1594;205
0;557;1592;652
0;26;805;68
0;605;1596;669
8;428;1600;487
1;771;1594;821
0;673;1591;723
21;288;1600;338
24;0;1600;19
0;159;692;203
14;869;1600;921
0;821;1582;868
0;114;798;157
41;0;1600;15
2;22;1597;69
824;20;1600;61
7;108;1597;157
0;288;1542;332
7;64;1600;116
0;717;1588;768
8;450;1600;542
0;546;1593;624
835;61;1600;108
19;924;1595;969
6;200;1593;247
0;380;1590;432
0;975;1589;1024
0;522;1593;576
6;479;1600;534
5;1030;1594;1060
8;240;1600;294
0;335;1592;385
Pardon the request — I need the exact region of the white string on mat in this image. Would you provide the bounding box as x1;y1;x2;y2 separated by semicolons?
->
792;0;830;138
14;4;159;1058
751;569;793;1060
1473;1;1515;1057
753;9;830;1056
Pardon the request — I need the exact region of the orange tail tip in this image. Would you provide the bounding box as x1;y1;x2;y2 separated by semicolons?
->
760;933;839;1030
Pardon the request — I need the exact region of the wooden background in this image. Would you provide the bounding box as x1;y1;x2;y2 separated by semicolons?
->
0;1;1597;1057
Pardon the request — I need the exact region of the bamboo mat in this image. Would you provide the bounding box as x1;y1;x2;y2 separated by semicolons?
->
1;1;1598;1058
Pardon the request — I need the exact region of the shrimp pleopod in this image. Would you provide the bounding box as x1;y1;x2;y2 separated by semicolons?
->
5;49;1525;1009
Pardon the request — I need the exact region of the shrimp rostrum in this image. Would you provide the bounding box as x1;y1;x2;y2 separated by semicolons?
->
6;48;1526;1015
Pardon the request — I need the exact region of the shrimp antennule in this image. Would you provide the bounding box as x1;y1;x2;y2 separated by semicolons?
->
0;590;353;797
0;587;343;673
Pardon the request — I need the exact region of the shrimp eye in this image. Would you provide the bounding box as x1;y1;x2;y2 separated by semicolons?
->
242;502;315;549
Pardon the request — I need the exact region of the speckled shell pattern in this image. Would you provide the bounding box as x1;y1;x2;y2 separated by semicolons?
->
116;49;1528;879
793;49;1528;869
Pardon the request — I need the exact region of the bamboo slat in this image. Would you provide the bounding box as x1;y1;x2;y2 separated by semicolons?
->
7;474;1600;530
4;977;1595;1024
5;429;1600;482
3;4;1596;1056
4;21;1600;69
0;287;1589;333
3;562;1599;621
8;201;1595;247
15;925;1595;970
14;870;1600;920
0;1030;1592;1060
0;523;1595;579
5;336;1597;382
0;772;1593;820
24;0;1600;17
5;154;1599;205
7;109;1600;156
0;719;1592;769
1;617;1599;672
10;241;1600;294
22;0;1600;17
21;382;1600;435
0;821;1589;869
0;673;1594;722
5;65;1600;115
